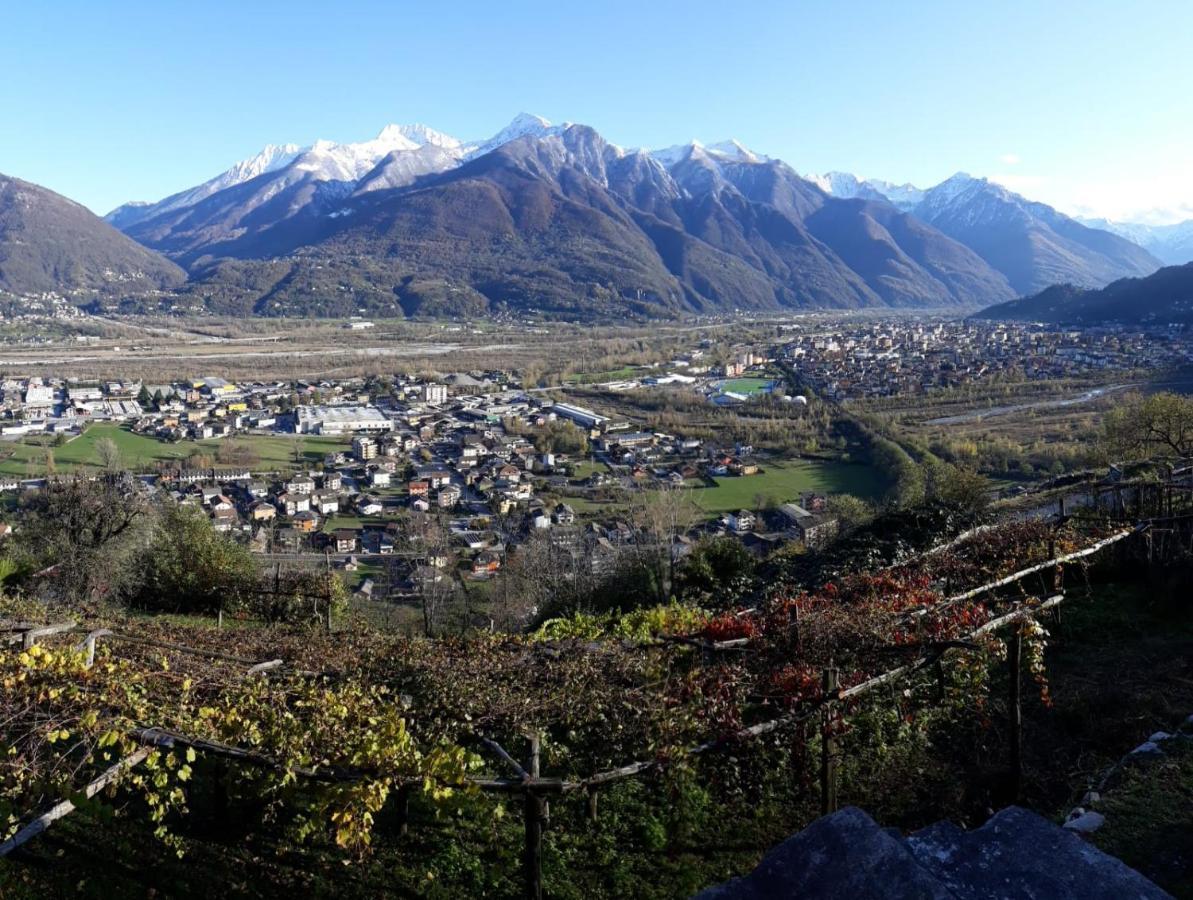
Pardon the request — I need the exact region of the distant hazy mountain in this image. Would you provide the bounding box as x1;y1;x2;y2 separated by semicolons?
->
974;262;1193;325
110;116;1017;318
809;172;925;210
1077;217;1193;266
0;173;185;298
813;172;1161;294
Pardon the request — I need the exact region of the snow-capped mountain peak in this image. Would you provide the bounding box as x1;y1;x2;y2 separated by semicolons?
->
704;139;763;162
225;143;304;183
807;172;926;210
499;112;553;136
649;141;701;167
809;171;867;197
931;172;984;199
464;113;568;158
376;123;462;150
291;126;459;182
650;138;765;170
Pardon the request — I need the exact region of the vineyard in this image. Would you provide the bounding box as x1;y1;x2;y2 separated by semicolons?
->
0;502;1176;896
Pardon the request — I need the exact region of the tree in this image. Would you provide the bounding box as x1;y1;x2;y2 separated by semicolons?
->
497;529;591;624
675;536;756;604
869;435;925;509
217;440;260;467
829;494;874;533
185;448;213;470
95;436;123;472
137;385;152;407
631;486;698;607
932;464;991;517
13;476;152;604
535;421;588;455
399;511;459;635
136;504;258;615
1103;391;1193;462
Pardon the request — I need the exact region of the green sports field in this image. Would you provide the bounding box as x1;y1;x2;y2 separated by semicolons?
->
716;377;777;395
692;459;885;513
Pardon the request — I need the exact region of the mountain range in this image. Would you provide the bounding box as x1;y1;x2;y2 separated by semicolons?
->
1075;217;1193;266
809;172;1161;295
0;114;1168;319
974;262;1193;326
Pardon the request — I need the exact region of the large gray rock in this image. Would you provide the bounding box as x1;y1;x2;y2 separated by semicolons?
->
694;807;952;900
695;805;1170;899
908;806;1168;898
1063;809;1106;834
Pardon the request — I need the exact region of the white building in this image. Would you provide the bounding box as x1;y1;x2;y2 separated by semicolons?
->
551;403;609;430
295;405;394;435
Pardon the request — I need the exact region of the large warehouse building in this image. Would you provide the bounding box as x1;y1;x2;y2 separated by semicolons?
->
551;402;609;430
294;405;394;435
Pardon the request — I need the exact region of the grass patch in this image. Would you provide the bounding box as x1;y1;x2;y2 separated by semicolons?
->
692;459;884;512
570;459;609;480
54;425;194;470
1088;739;1193;896
322;515;366;533
0;426;352;477
216;434;351;471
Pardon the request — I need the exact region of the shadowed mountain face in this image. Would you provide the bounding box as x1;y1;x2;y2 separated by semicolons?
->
0;174;185;297
974;262;1193;325
114;122;1021;318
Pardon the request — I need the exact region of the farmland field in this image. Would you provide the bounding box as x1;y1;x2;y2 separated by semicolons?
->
692;459;885;512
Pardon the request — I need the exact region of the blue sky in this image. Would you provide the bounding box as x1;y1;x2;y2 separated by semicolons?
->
4;0;1193;222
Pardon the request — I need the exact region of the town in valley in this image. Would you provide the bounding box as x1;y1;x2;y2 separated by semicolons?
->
0;312;1185;629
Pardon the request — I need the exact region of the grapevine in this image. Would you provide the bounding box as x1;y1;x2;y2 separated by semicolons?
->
0;519;1111;860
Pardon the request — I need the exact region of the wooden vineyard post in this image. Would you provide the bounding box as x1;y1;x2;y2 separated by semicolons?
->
1049;540;1064;627
75;629;111;669
396;783;411;836
1008;627;1023;802
524;734;545;900
324;549;334;633
586;789;599;823
820;667;839;816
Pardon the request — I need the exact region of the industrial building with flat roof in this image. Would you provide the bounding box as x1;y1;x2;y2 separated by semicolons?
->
295;405;394;435
551;403;609;430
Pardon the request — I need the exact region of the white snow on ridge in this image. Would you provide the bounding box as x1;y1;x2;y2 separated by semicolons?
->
461;112;570;159
132;142;303;219
650;138;765;169
378;123;462;150
705;139;765;163
809;171;926;210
